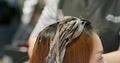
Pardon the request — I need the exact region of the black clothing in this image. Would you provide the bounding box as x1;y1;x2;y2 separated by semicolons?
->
61;0;120;53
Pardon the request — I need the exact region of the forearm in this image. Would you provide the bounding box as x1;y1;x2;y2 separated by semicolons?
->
103;50;120;63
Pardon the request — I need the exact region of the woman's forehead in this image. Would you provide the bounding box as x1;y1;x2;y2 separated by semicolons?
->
92;32;103;52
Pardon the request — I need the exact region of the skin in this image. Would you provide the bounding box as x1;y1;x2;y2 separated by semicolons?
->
90;33;104;63
102;48;120;63
28;34;37;58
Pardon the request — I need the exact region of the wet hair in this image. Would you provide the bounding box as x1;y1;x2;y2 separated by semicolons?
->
30;16;94;63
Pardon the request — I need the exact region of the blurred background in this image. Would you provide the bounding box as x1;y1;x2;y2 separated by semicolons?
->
0;0;41;63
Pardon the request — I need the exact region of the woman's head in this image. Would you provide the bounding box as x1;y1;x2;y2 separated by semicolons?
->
90;32;103;63
30;16;103;63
